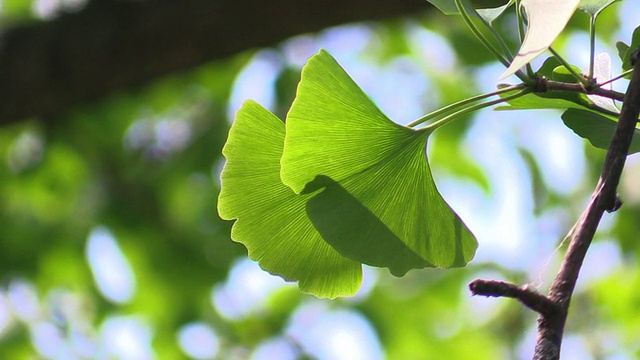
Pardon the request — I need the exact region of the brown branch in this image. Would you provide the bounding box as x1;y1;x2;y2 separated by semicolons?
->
470;53;640;360
469;279;557;316
530;53;640;360
542;79;626;102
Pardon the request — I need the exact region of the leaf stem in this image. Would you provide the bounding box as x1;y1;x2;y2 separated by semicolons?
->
407;84;526;128
515;0;525;44
454;0;508;68
455;0;530;83
549;47;589;86
588;15;597;81
595;69;634;88
515;0;534;77
420;88;531;132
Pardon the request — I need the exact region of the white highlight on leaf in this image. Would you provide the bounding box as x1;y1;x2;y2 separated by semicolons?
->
588;52;620;113
500;0;580;79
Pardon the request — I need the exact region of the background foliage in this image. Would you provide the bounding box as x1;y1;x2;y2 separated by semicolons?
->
1;0;640;359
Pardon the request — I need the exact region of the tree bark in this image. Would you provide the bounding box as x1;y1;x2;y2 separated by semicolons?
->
0;0;508;125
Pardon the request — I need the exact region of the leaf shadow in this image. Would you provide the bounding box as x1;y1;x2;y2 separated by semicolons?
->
301;175;433;275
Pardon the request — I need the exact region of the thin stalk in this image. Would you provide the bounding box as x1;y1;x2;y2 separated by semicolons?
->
549;47;589;86
407;84;526;128
515;0;525;44
420;88;531;132
454;0;509;68
595;69;634;89
515;0;534;77
455;0;531;83
486;22;514;61
588;15;597;81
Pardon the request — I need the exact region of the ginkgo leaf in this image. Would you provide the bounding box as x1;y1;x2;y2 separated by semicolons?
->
622;26;640;72
426;0;514;23
477;0;516;24
497;57;614;114
500;0;580;79
561;108;640;153
218;100;362;298
281;50;477;276
578;0;620;17
616;41;629;65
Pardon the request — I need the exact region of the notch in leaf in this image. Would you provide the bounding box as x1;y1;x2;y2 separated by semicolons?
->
218;101;362;299
281;50;477;276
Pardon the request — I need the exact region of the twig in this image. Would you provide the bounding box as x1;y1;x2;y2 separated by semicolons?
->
541;79;626;102
469;280;556;316
530;48;640;360
469;51;640;360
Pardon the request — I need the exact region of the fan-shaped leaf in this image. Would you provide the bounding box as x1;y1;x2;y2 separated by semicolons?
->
561;108;640;153
218;100;362;298
500;0;580;79
281;50;477;276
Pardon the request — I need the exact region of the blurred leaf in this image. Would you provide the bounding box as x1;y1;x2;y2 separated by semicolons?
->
561;108;640;153
622;26;640;72
501;0;580;79
616;41;630;64
218;100;362;298
518;147;548;213
281;50;477;275
425;0;472;15
536;56;562;78
1;0;34;20
551;65;583;83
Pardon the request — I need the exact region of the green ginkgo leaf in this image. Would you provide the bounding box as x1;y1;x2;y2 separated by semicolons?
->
281;50;477;276
622;26;640;72
561;108;640;153
426;0;514;23
218;100;362;298
501;0;580;79
578;0;620;17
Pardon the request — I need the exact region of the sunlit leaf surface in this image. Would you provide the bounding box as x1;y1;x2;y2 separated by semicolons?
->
218;101;362;298
281;50;477;275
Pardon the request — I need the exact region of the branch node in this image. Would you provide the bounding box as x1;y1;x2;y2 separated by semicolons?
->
606;195;623;213
533;75;548;93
